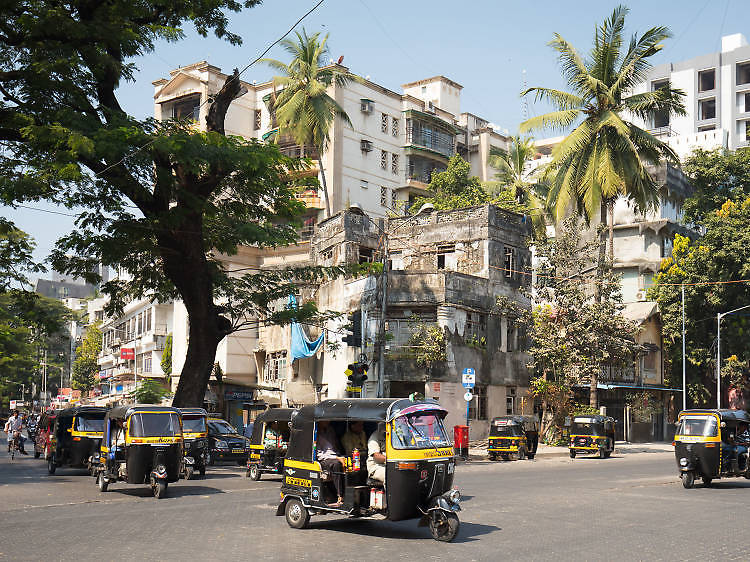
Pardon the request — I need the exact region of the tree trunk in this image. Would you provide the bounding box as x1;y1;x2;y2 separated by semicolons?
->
607;199;615;264
590;369;599;409
595;201;607;303
318;156;331;218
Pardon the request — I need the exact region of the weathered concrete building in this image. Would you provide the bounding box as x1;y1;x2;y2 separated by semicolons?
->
257;204;534;439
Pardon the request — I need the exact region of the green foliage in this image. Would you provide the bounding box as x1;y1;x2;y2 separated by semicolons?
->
132;379;170;404
529;376;572;443
521;5;685;259
0;219;45;290
72;323;102;392
411;155;489;212
572;403;600;416
407;322;447;368
161;334;173;381
625;392;662;422
682;148;750;224
649;192;750;407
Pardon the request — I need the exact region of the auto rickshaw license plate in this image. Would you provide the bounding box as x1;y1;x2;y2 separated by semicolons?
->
232;448;244;453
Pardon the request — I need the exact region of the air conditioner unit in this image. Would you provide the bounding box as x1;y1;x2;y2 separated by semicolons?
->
360;139;373;152
636;291;646;302
360;99;373;113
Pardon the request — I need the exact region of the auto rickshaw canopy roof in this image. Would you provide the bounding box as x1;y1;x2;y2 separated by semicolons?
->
571;415;615;425
292;398;446;424
56;405;107;418
106;404;181;421
255;407;297;423
491;415;539;431
679;409;750;423
178;407;208;417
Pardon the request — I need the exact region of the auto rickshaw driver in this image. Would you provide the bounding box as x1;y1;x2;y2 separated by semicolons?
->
367;422;386;483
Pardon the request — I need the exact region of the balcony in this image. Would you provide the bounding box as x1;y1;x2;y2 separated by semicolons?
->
296;190;324;210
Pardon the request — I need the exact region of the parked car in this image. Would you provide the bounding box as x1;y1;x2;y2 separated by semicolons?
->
206;418;250;465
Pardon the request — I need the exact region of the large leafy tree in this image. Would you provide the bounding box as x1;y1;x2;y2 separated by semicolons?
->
262;29;360;217
520;5;685;266
648;199;750;408
0;1;352;407
682;148;750;223
72;322;101;393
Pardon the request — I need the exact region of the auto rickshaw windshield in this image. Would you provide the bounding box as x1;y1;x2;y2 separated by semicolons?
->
129;412;181;437
391;412;451;449
182;416;206;433
491;424;523;437
571;419;602;436
676;416;718;437
75;414;105;432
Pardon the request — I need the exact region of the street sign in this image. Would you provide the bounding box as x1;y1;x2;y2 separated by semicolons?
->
463;391;473;402
462;368;475;389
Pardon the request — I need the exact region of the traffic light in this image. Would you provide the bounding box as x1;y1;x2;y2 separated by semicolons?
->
342;309;362;347
346;362;368;393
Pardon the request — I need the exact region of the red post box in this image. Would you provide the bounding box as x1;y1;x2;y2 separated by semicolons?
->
453;425;469;459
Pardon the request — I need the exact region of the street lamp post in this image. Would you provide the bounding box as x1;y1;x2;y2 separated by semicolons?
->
349;203;434;397
716;304;750;409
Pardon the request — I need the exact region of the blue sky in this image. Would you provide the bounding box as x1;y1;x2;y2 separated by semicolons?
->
4;0;745;270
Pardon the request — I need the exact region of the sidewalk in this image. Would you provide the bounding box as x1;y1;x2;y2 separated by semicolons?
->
463;440;673;461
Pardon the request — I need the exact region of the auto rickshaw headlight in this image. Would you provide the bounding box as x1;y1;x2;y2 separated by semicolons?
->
679;457;688;466
216;440;228;449
448;489;461;503
196;440;205;448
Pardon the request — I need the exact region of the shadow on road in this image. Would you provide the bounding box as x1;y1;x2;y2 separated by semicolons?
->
303;516;500;542
102;484;226;498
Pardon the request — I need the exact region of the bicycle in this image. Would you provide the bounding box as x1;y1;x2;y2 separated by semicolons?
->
9;430;21;460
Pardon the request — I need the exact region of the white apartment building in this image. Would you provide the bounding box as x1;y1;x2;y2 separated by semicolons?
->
152;61;510;222
630;33;750;160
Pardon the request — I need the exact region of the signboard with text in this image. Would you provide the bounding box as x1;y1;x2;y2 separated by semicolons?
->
461;368;475;388
120;348;135;360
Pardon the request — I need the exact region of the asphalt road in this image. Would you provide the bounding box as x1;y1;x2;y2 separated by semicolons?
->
0;443;748;561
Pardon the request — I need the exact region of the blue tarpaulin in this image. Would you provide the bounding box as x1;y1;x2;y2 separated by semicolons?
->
288;295;324;362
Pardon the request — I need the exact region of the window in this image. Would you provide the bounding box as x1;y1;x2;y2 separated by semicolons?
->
697;125;716;132
506;318;515;352
320;247;334;264
745;93;750;113
437;244;455;270
747;121;750;143
381;150;388;170
391;189;398;211
392;117;399;137
698;69;715;92
651;80;670;128
391;153;399;175
170;94;200;122
264;351;287;383
506;390;516;415
358;247;374;264
421;86;427;94
737;61;750;85
144;356;152;373
360;179;368;190
699;98;716;120
145;308;152;331
254;109;262;130
469;385;487;420
381;113;388;133
504;246;516;278
380;185;388;207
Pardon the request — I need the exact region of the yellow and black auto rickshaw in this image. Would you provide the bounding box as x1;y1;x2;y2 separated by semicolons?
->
95;405;183;498
276;398;461;542
246;408;295;481
179;407;208;479
488;415;539;461
47;406;107;475
674;409;750;488
568;415;616;459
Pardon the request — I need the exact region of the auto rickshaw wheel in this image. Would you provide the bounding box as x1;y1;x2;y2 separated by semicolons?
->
681;471;695;489
500;453;509;461
488;452;496;461
702;476;712;487
248;464;261;481
569;450;576;459
153;480;168;499
97;473;108;492
428;510;460;542
47;459;56;475
285;498;309;529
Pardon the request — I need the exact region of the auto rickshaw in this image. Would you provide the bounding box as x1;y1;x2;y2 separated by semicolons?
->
95;405;182;498
568;415;615;458
673;409;750;488
276;398;461;542
488;415;539;460
47;406;107;475
246;408;294;480
34;409;57;460
179;407;208;479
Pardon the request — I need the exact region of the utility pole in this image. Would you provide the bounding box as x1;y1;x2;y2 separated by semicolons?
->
377;233;388;398
681;285;686;411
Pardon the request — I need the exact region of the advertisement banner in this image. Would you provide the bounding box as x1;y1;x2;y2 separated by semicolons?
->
120;348;135;360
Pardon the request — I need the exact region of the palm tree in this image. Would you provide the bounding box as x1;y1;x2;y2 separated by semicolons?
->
520;5;686;264
262;29;360;217
488;135;549;238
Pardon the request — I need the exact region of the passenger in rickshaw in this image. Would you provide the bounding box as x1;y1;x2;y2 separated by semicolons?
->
316;420;346;507
367;422;386;484
736;421;750;471
263;422;287;450
342;420;367;456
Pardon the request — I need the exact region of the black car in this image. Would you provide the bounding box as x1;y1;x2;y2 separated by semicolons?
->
206;418;250;465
